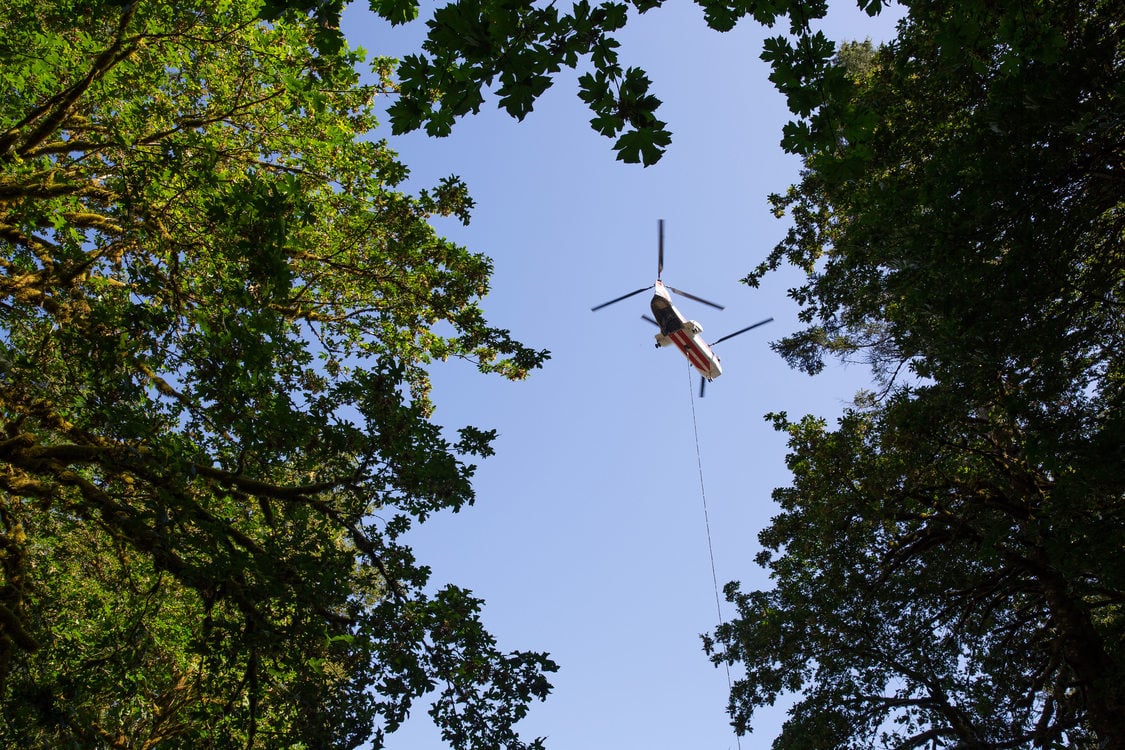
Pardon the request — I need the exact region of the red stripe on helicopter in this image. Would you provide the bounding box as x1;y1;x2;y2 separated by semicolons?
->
670;330;698;363
670;329;709;372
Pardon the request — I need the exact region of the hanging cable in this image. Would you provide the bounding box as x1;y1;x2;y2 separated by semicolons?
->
687;367;742;750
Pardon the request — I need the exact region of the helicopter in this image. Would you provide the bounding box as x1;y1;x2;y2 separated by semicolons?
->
591;220;773;396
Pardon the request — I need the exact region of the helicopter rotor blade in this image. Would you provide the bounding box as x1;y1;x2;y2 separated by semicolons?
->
710;317;774;346
590;286;652;312
657;219;664;280
641;315;659;327
666;285;725;311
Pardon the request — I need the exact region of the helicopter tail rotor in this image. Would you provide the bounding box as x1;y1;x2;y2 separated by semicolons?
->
710;317;774;346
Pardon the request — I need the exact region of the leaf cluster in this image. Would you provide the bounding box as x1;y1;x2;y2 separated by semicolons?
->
385;0;674;165
261;0;875;165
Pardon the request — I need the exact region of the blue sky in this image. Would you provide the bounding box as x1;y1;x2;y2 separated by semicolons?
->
344;3;902;747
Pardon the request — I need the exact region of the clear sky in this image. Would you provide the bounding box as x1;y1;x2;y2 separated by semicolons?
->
344;3;901;747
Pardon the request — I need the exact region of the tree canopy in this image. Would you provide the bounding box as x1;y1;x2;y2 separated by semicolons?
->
708;0;1124;748
5;0;1121;746
265;0;881;165
0;0;554;746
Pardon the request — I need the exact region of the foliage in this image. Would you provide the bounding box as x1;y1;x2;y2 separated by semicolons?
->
711;400;1118;748
386;0;674;166
0;0;554;747
263;0;868;165
710;0;1125;748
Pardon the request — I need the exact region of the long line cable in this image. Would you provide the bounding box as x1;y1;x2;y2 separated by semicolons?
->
687;368;742;750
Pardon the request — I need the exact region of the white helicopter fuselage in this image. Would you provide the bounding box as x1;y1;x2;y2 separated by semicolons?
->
650;281;722;381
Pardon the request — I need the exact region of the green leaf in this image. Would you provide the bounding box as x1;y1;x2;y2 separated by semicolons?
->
370;0;419;24
613;124;671;166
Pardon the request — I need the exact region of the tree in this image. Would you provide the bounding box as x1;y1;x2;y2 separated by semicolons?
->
0;0;554;746
708;0;1124;748
260;0;875;166
712;399;1117;749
